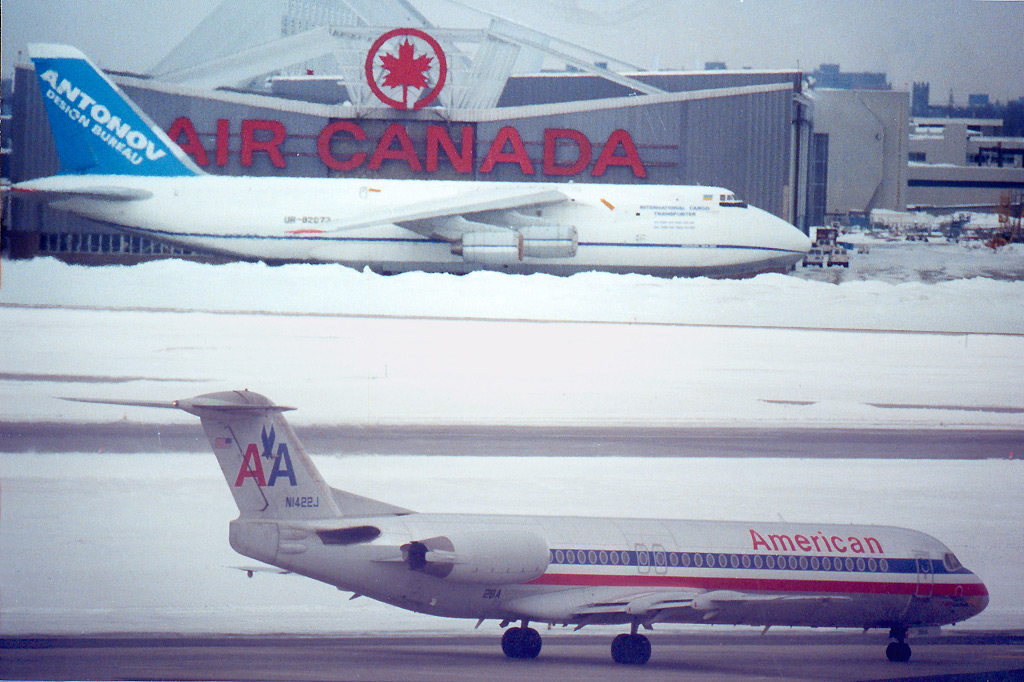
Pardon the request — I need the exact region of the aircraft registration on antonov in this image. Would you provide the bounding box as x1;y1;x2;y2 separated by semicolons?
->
14;44;811;277
72;390;989;666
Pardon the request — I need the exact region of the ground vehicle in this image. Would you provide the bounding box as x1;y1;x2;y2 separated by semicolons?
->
803;246;826;267
828;246;850;267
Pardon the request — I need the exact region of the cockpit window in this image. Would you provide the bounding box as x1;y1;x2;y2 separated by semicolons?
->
943;552;962;572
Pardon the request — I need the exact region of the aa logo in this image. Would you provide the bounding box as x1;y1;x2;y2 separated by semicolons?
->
234;426;297;487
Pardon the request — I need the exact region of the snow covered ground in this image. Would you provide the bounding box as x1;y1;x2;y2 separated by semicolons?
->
1;252;1022;428
0;241;1022;635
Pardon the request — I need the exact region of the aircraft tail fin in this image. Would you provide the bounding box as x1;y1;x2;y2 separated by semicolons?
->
27;44;202;177
66;391;410;520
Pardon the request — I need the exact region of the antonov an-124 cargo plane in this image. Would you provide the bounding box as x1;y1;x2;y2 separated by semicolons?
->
75;390;989;666
14;45;811;277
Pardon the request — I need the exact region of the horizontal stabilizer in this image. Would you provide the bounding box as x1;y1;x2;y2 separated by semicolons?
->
63;395;296;414
13;185;154;202
62;397;180;409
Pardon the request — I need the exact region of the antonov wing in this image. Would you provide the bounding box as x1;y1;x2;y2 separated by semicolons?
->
326;186;569;242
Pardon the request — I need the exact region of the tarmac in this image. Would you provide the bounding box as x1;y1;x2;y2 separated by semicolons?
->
4;631;1023;682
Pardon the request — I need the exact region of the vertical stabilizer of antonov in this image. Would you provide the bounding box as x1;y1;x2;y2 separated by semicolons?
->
29;43;202;176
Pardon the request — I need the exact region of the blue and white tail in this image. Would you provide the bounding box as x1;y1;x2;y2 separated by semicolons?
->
28;43;201;177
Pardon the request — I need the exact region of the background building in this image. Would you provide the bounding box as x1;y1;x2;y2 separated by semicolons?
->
908;117;1024;209
805;88;910;223
808;64;890;91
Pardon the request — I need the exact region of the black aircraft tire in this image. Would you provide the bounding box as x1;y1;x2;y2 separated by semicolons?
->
502;627;542;660
611;633;630;663
521;627;542;659
502;627;522;658
611;633;651;665
886;641;912;662
633;634;652;665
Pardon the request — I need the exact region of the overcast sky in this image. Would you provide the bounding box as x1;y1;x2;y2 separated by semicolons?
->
3;0;1022;104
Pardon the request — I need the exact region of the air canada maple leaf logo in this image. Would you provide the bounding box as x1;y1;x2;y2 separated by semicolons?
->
381;40;432;94
365;29;447;110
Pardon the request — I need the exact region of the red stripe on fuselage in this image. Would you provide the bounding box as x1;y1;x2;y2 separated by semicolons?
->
527;573;988;597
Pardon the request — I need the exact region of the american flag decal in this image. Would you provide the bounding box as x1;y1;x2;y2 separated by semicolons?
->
215;437;233;448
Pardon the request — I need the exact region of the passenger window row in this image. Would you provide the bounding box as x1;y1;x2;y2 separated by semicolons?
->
551;548;897;574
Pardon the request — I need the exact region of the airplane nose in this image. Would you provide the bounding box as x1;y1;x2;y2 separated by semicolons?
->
968;593;989;616
757;210;810;265
966;578;989;617
776;217;811;255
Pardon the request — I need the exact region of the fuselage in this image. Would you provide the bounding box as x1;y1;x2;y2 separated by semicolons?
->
16;174;811;277
235;513;988;630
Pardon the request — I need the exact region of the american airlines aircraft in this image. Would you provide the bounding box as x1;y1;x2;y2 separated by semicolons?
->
76;390;989;666
14;45;811;277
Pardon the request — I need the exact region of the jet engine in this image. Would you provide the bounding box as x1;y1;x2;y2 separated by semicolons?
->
452;231;522;264
452;226;578;264
519;225;578;259
401;529;549;584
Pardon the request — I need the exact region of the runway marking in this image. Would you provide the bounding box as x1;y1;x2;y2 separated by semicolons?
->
762;399;1024;414
2;303;1021;337
0;372;199;384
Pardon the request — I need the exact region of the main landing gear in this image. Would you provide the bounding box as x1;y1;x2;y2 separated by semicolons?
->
611;622;651;665
885;626;912;662
500;620;653;665
502;621;542;660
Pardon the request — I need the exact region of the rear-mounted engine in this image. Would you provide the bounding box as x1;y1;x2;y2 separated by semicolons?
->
401;529;549;584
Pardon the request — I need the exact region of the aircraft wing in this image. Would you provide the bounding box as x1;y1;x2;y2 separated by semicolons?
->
507;588;852;625
503;589;700;624
325;187;569;241
703;591;854;606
